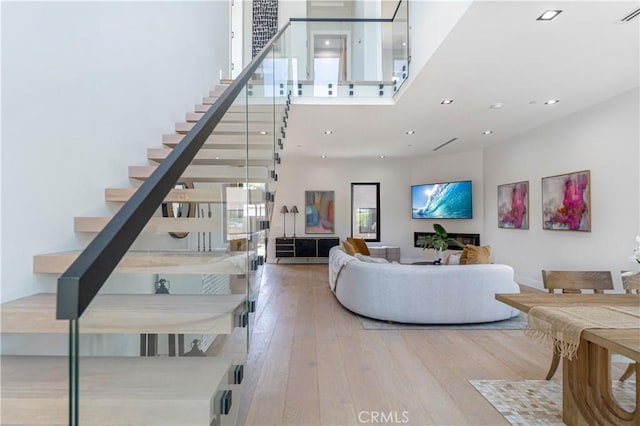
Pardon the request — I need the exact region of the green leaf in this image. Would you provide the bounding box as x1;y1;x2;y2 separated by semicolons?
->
447;237;465;248
433;223;447;238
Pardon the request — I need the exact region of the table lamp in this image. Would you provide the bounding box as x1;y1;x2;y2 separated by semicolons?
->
290;205;299;237
280;205;289;237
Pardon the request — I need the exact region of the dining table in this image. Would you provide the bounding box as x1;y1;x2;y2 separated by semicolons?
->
495;292;640;426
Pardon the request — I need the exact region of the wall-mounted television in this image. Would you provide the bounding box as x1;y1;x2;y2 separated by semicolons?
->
411;180;473;219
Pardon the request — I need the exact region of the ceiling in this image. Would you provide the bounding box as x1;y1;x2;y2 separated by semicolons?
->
284;1;640;159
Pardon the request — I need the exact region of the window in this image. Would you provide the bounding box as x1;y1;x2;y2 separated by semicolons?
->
351;183;380;242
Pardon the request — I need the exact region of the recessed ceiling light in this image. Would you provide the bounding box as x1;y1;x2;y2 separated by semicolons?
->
537;10;562;21
483;130;493;135
441;99;454;105
321;155;327;159
324;130;333;135
489;103;503;109
406;131;415;135
259;131;268;135
325;40;330;46
379;155;386;159
544;99;560;105
402;42;406;47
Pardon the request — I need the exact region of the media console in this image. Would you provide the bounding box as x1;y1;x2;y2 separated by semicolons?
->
275;237;340;263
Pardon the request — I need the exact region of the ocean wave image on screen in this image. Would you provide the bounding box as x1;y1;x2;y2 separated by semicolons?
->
412;182;472;219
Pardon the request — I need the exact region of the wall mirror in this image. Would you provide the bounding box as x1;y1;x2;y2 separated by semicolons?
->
161;182;195;239
351;182;380;242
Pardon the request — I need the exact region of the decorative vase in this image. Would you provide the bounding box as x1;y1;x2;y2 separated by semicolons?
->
435;249;444;264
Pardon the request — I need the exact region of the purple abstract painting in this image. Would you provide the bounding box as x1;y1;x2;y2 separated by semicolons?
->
542;170;591;231
498;181;529;229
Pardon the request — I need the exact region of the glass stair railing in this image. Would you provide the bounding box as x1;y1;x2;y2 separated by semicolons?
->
2;48;289;426
0;2;408;424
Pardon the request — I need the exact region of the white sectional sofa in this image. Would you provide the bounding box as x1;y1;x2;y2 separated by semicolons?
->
329;246;520;324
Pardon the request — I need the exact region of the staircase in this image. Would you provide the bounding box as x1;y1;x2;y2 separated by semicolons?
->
0;80;289;425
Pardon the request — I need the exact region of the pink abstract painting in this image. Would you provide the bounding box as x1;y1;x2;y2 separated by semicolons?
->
498;181;529;229
542;170;591;231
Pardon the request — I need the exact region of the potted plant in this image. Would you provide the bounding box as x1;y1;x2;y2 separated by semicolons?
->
416;223;464;264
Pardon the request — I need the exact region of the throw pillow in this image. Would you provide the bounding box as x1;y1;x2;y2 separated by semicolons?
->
445;253;462;265
460;244;492;264
354;253;389;263
343;240;357;256
347;237;371;256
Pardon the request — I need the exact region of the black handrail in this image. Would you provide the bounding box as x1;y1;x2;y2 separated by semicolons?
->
391;0;405;21
56;22;291;320
290;17;393;22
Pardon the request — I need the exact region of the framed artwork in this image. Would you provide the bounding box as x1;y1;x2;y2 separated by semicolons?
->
497;181;529;229
542;170;591;231
305;190;335;234
351;183;380;241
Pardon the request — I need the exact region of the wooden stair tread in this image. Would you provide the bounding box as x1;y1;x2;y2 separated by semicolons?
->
147;148;272;164
162;133;275;148
1;293;246;334
1;356;233;425
76;217;221;233
129;165;270;183
186;111;275;123
105;187;264;203
175;121;275;134
106;187;225;202
193;103;285;113
34;250;251;274
202;96;219;104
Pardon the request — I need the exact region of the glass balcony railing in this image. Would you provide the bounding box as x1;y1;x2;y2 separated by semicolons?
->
264;1;409;101
290;20;408;99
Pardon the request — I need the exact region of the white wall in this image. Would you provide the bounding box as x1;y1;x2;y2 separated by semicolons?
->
1;1;229;304
269;149;483;263
401;0;471;93
279;0;306;27
408;149;484;262
483;88;640;289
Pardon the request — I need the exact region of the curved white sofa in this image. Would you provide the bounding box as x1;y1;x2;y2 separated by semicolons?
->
329;247;520;324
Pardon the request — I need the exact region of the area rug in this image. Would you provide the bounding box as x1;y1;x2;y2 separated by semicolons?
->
357;312;528;330
469;379;636;425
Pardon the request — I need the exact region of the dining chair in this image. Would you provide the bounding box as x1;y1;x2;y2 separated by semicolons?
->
541;270;614;380
618;271;640;382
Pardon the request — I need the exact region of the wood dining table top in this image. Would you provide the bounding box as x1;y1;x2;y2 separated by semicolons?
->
496;292;640;361
495;292;640;313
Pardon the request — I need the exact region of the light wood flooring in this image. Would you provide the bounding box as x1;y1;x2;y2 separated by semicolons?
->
236;264;555;426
